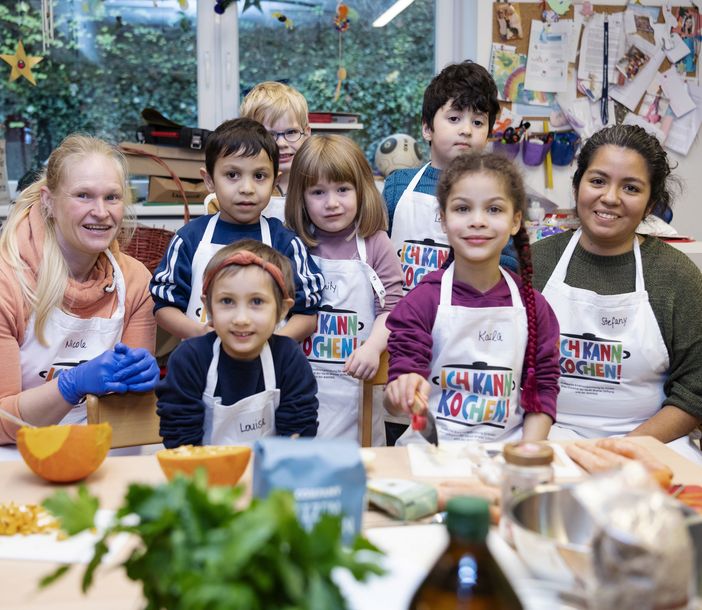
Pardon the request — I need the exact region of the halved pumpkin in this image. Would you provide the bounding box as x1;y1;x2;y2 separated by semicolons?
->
156;445;251;486
17;423;112;483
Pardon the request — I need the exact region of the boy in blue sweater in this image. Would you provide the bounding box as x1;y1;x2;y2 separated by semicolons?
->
384;61;517;288
150;118;323;341
157;239;319;446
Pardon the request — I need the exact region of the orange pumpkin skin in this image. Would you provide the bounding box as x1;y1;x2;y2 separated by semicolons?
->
156;445;252;486
17;423;112;483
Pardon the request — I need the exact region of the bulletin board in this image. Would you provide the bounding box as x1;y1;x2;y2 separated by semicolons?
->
488;1;701;155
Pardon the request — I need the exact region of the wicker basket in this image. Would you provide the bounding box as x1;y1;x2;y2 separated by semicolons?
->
118;144;193;273
123;225;175;273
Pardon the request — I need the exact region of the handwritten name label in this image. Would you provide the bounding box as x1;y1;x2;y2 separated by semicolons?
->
601;316;627;329
240;417;265;433
478;330;503;342
64;339;87;349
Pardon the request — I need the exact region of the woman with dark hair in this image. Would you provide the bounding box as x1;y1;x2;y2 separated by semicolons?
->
532;124;702;462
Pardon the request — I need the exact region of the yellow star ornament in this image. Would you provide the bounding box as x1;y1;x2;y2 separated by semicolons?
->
1;40;43;85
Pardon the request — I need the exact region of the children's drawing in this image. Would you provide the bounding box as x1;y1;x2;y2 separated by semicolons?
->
491;47;555;106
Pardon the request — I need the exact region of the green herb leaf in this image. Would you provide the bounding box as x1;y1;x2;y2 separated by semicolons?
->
42;484;98;535
39;474;385;610
38;564;70;589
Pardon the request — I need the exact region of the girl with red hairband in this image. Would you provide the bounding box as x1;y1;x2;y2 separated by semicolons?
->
156;239;318;446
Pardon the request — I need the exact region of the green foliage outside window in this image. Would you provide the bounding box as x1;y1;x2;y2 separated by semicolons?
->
239;0;434;161
0;1;432;177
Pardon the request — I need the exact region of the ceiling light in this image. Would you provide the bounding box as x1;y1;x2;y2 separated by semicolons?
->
372;0;416;28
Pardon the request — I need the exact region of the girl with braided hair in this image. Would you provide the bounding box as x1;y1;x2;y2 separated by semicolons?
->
384;152;559;444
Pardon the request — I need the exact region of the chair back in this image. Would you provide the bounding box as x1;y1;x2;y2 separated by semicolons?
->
359;350;389;447
86;391;162;448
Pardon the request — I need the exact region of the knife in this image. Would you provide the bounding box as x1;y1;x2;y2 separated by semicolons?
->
410;392;439;446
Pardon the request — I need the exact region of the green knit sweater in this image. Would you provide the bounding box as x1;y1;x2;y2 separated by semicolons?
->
532;230;702;420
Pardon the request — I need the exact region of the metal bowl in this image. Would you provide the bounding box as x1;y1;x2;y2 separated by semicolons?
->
506;484;702;592
506;485;593;585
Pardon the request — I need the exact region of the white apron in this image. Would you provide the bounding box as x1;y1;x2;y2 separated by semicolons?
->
185;213;272;323
543;231;702;463
390;163;451;292
261;196;286;224
20;250;126;425
302;234;385;441
202;337;279;444
398;263;527;444
543;230;669;436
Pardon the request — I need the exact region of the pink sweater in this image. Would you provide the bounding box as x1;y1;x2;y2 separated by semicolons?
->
310;225;403;315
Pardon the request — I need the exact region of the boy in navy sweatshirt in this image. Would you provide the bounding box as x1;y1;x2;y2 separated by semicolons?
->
157;239;318;446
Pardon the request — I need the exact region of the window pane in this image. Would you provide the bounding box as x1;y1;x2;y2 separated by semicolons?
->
0;0;197;180
238;0;435;166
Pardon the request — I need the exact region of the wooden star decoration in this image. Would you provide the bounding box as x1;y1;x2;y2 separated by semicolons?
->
1;40;43;85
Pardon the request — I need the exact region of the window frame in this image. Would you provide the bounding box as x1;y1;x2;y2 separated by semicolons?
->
196;0;476;129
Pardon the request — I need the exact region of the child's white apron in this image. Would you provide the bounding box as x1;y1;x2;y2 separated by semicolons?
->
262;196;286;224
398;263;526;444
185;214;272;323
390;163;451;292
543;230;702;463
304;234;385;441
201;337;279;444
20;250;126;425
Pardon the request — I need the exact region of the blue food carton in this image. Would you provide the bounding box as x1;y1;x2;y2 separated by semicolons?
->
252;438;366;544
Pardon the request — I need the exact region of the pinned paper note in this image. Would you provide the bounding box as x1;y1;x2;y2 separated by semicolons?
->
664;83;702;156
524;20;570;93
660;67;697;117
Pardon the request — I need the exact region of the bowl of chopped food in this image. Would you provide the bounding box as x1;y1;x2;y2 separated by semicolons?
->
156;444;252;486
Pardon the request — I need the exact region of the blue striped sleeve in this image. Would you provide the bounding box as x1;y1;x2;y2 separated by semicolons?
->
274;231;324;315
150;231;195;313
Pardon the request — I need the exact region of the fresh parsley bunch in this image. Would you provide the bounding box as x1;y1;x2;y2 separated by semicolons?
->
41;472;384;610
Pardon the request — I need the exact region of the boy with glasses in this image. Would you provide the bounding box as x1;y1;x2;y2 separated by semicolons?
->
241;81;311;222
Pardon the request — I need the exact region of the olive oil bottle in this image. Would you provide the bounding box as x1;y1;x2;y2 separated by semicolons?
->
409;496;523;610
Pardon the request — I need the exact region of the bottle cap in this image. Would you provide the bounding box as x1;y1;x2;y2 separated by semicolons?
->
445;496;489;541
503;441;554;466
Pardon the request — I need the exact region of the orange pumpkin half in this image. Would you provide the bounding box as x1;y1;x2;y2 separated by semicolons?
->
17;423;112;483
156;445;252;486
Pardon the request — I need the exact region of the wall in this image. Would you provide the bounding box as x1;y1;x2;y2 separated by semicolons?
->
473;1;702;236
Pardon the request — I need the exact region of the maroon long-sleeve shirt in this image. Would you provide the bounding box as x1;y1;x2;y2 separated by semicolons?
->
386;268;560;421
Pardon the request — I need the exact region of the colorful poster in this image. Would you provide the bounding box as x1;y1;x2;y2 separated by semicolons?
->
490;44;556;106
673;7;701;76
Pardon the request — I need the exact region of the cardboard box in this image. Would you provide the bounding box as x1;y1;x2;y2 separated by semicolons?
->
119;142;205;180
147;175;209;204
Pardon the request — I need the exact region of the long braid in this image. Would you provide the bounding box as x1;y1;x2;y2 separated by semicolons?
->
512;225;543;413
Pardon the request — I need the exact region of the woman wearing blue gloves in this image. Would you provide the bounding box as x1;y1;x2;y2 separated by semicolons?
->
0;134;159;444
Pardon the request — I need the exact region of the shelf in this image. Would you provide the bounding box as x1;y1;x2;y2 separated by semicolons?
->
310;122;364;131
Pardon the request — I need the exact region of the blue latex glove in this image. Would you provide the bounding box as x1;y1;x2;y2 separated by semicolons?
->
111;343;160;392
57;348;130;404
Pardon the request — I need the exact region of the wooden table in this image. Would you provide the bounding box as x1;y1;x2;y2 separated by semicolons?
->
1;437;700;609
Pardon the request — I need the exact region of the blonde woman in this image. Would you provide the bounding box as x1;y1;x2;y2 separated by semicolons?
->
0;134;158;444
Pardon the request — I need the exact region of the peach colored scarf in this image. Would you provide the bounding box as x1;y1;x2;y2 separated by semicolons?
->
19;203;120;314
